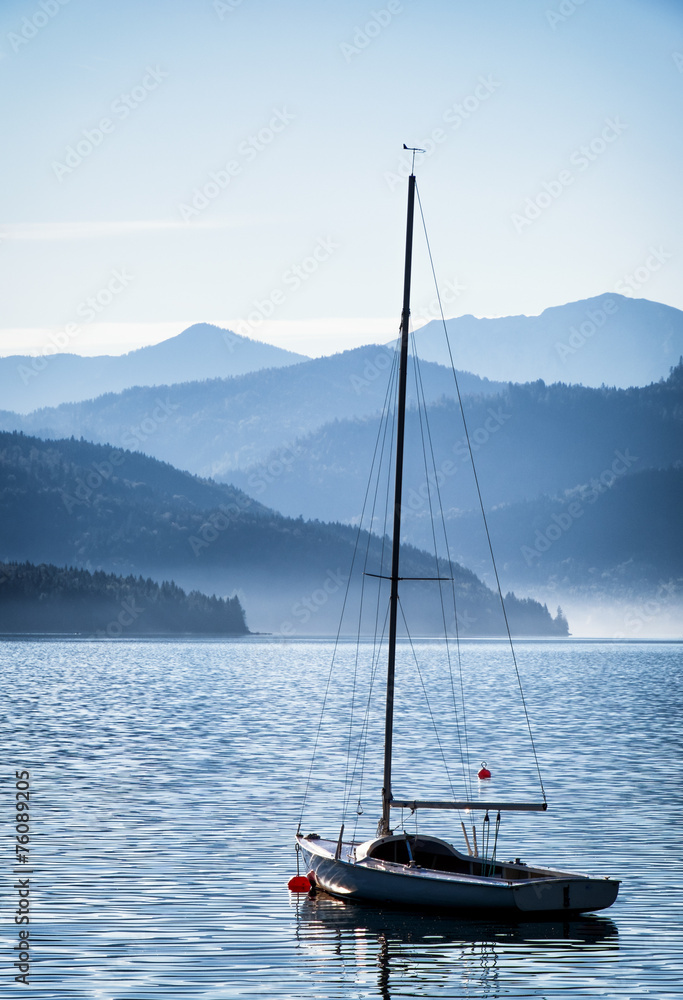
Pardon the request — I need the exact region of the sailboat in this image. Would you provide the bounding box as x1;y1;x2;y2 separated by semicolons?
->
294;152;620;916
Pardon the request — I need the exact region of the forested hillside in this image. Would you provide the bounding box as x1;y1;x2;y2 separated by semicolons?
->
0;561;248;635
0;431;567;637
230;363;683;573
0;346;503;476
445;466;683;592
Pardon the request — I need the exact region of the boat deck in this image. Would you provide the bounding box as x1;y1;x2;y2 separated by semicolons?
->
301;836;567;885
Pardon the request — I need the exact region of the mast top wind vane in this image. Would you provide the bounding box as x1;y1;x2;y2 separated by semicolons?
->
403;143;425;173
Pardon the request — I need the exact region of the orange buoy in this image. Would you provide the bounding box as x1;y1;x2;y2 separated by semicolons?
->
478;761;492;779
288;875;311;893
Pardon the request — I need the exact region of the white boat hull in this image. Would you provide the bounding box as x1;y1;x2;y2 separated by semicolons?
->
296;835;619;916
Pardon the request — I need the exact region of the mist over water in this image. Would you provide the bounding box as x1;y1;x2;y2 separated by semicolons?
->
516;593;683;641
2;637;681;998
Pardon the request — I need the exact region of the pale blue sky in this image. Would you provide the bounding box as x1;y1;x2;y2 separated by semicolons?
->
1;0;682;358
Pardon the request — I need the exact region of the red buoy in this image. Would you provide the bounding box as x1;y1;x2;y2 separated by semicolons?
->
288;875;311;893
478;762;492;779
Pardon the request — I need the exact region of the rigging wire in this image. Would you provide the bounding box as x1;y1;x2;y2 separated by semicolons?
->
398;596;457;802
410;329;473;800
301;178;547;841
343;345;400;808
299;344;400;829
346;603;391;846
415;179;547;803
345;347;401;818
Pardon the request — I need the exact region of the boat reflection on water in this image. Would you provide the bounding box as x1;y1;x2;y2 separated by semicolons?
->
293;891;619;999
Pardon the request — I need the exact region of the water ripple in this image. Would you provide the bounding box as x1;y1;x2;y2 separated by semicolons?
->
1;638;682;997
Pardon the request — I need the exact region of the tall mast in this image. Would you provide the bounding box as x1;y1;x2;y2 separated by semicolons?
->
380;163;418;837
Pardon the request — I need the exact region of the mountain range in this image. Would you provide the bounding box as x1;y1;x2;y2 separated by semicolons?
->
0;431;565;637
0;346;502;476
3;293;682;417
1;323;307;413
410;294;683;388
3;344;677;612
1;293;681;636
228;364;683;533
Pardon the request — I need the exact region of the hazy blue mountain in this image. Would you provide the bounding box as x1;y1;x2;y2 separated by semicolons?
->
411;294;683;387
439;466;683;596
4;295;679;419
0;323;308;413
0;348;503;477
0;430;566;637
230;362;683;524
225;365;683;603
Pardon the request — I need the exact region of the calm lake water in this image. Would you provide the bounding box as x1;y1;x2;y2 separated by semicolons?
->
1;637;682;998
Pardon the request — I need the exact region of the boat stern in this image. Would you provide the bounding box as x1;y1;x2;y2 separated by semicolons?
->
513;875;620;914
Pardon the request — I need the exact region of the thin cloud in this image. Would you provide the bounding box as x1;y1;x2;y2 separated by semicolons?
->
0;219;253;241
